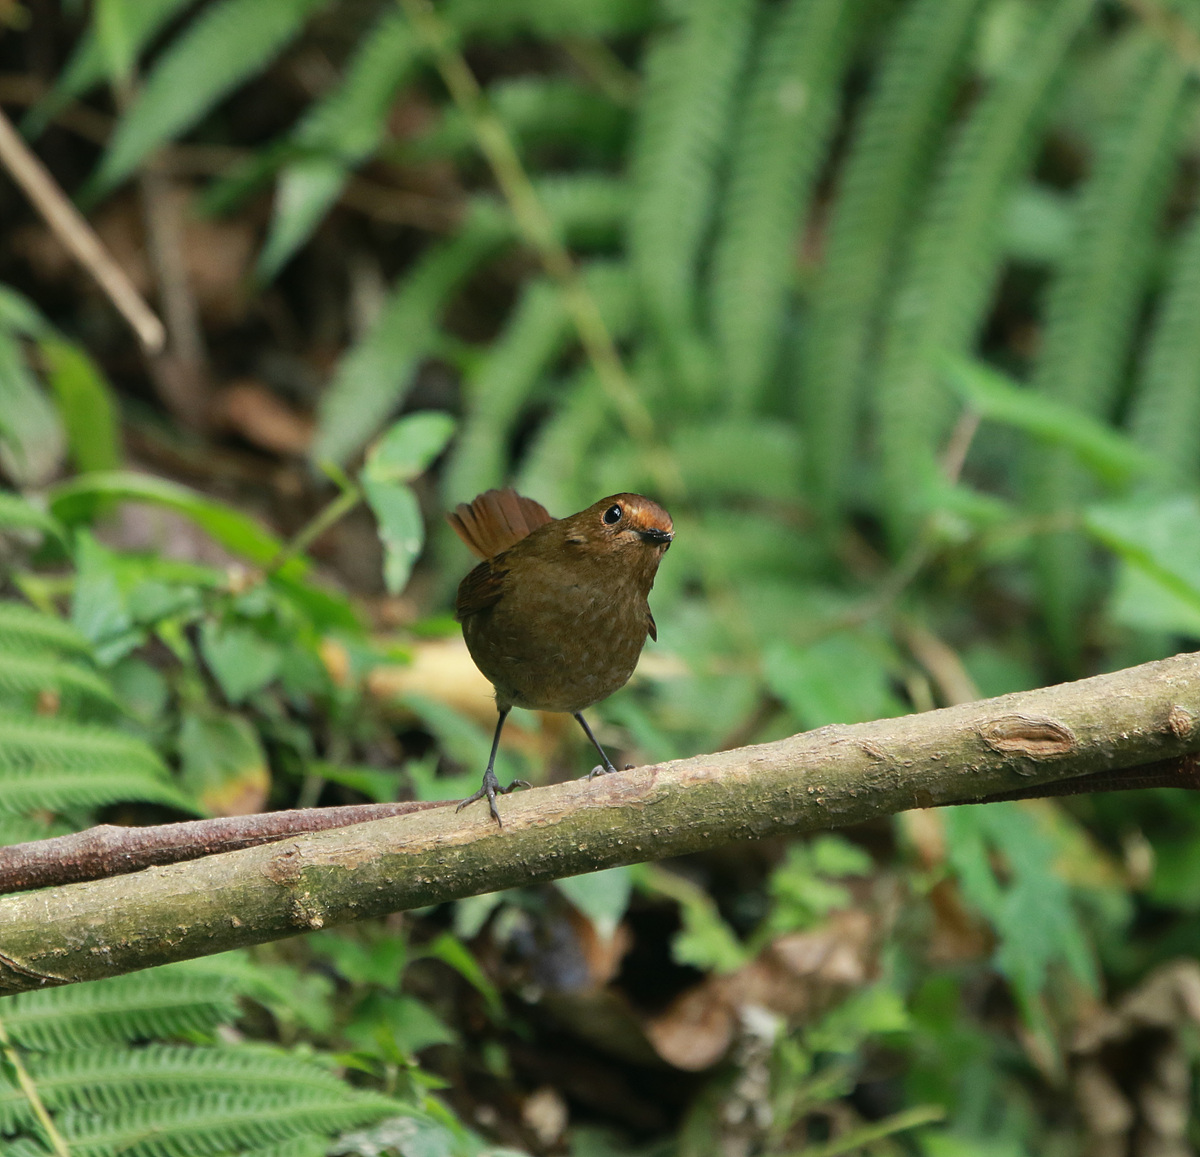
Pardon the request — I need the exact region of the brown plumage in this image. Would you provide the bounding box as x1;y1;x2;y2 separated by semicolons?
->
447;488;674;823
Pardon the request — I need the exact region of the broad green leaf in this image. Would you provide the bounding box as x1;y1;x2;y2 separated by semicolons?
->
55;479;361;645
92;0;329;192
178;710;270;816
95;0;139;84
200;620;282;703
71;533;140;665
258;11;421;279
364;413;456;486
360;411;455;594
638;865;748;974
348;994;456;1056
41;339;122;474
312;930;406;988
0;286;49;337
764;633;904;729
258;158;347;281
672;896;749;974
0;332;64;487
806;985;910;1054
941;355;1158;485
22;0;196;136
1108;564;1200;636
306;761;403;803
363;481;423;596
1085;494;1200;624
555;867;633;939
763;837;871;937
419;932;503;1019
49;471;290;569
0;492;67;543
944;803;1096;1023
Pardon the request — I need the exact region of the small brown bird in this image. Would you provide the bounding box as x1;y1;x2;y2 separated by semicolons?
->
447;488;674;823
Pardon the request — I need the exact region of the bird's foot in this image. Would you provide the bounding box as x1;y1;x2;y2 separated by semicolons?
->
457;768;531;825
587;760;634;780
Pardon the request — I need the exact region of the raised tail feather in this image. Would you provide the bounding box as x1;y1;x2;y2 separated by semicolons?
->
446;489;554;559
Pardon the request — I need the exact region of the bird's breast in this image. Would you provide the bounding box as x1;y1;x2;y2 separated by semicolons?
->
461;565;651;714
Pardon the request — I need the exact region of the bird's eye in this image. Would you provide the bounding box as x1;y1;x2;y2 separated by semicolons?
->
603;504;623;525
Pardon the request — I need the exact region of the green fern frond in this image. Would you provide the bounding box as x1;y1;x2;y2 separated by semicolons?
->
310;207;509;466
1;970;240;1051
54;1088;403;1157
406;77;629;163
799;0;984;521
0;716;165;776
3;1139;55;1157
871;0;1094;542
1128;201;1200;488
1024;37;1187;663
534;174;630;248
21;0;194;138
513;367;612;513
0;815;61;847
446;0;653;40
0;767;193;816
628;0;755;401
0;711;188;824
312;168;637;468
258;11;422;281
0;1045;397;1130
444;281;567;503
0;654;118;714
444;262;636;502
709;0;863;414
0;604;92;660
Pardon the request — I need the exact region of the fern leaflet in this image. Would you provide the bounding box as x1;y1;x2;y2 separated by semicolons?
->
871;0;1093;541
1128;200;1200;489
628;0;755;402
799;0;984;522
1023;36;1187;662
710;0;863;414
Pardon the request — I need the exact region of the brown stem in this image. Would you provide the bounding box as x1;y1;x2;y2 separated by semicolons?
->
138;167;211;429
0;106;165;353
0;801;447;895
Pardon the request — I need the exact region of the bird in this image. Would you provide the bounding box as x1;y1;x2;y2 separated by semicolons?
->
446;488;674;823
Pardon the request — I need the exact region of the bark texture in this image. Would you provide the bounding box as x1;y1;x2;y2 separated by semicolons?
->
2;652;1199;995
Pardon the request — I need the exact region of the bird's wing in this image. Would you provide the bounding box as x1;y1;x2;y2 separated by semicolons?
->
446;489;554;559
455;555;508;620
647;608;657;642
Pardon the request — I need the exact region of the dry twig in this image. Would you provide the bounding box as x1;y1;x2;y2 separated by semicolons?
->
0;106;165;353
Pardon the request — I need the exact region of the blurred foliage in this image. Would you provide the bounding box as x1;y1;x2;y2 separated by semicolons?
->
3;0;1200;1152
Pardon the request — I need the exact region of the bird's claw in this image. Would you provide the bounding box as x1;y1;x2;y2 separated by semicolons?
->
586;761;635;781
457;769;530;825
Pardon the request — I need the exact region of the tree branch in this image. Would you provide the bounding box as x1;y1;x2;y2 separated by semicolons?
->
0;802;446;895
2;652;1199;995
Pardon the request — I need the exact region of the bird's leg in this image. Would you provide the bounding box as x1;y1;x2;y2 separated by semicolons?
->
576;713;621;779
456;708;529;825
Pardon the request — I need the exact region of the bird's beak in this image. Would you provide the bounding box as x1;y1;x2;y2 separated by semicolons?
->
638;528;673;546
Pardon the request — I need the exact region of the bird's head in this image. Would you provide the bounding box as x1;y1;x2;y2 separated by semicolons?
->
561;493;674;569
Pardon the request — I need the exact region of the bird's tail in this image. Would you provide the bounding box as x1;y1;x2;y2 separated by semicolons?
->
446;489;554;559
